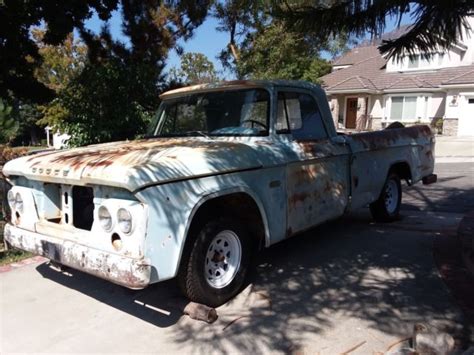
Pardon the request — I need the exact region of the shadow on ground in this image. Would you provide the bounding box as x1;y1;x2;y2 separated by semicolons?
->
402;164;474;214
36;210;469;353
34;162;474;353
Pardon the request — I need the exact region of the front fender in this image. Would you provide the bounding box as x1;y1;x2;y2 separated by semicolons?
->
135;175;271;284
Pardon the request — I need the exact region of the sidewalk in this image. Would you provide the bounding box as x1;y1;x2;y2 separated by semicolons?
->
435;136;474;163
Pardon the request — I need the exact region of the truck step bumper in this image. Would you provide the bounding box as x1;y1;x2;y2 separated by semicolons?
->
3;223;151;289
422;173;437;185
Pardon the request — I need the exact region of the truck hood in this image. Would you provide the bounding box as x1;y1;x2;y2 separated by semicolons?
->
2;138;264;192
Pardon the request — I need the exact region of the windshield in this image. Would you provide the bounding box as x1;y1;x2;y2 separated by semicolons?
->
148;88;270;137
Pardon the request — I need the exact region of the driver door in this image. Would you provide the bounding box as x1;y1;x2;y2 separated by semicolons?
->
278;90;351;235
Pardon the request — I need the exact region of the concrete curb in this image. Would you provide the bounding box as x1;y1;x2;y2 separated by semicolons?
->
0;255;46;273
458;211;474;278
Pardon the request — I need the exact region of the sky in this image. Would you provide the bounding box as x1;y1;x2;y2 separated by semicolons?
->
83;8;414;79
83;9;230;75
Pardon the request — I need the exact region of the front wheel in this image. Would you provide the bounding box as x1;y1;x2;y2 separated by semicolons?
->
177;218;252;307
370;172;402;222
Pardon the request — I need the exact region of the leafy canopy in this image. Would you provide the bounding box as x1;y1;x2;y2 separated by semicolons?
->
59;1;210;146
274;0;474;59
237;22;332;81
213;1;334;81
170;52;220;84
0;0;119;103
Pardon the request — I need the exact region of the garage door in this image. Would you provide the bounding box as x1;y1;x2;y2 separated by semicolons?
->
458;96;474;136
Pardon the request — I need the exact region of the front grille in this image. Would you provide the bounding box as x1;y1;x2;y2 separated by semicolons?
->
72;186;94;231
42;184;94;231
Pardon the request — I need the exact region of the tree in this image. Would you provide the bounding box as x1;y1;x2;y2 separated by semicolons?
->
58;0;211;146
214;0;268;73
236;22;332;81
170;52;219;84
58;58;155;146
30;29;87;130
1;1;211;147
274;1;474;59
0;99;17;144
32;29;88;93
0;0;119;103
213;1;341;80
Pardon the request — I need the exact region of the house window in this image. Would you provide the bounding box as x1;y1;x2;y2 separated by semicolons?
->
390;96;417;121
398;53;443;71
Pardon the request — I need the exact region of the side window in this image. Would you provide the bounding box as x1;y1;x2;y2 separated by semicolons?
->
276;92;289;131
277;91;328;140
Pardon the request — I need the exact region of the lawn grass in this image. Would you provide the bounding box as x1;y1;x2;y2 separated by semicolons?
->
0;216;32;266
0;248;33;266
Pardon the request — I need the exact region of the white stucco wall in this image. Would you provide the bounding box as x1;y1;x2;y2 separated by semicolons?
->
462;16;474;65
445;90;461;118
445;90;474;118
386;16;474;72
369;95;383;118
429;93;445;118
443;90;474;136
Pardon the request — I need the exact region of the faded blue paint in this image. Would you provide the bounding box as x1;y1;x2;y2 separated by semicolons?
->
2;81;435;288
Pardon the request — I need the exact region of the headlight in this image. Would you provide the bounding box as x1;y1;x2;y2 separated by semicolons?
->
98;206;112;231
7;190;15;209
15;192;23;214
117;208;132;234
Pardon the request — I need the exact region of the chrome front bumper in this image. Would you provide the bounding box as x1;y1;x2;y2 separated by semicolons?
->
3;223;151;289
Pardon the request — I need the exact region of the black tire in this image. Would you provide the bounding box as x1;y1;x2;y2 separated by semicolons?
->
177;217;253;307
369;172;402;222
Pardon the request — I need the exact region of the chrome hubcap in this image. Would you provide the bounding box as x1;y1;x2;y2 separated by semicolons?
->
205;230;242;289
384;179;399;214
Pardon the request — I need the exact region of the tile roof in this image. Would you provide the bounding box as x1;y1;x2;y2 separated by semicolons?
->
333;46;382;66
322;45;474;92
330;76;377;91
443;68;474;85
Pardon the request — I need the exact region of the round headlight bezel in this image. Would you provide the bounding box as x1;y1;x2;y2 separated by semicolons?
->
98;205;113;231
117;208;132;234
7;190;15;210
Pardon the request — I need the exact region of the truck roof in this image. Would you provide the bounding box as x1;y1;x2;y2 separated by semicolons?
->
160;80;322;99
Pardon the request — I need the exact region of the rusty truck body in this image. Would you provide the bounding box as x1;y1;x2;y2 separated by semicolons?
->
2;80;436;306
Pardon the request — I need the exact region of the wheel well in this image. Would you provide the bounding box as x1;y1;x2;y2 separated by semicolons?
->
188;193;266;250
389;162;412;183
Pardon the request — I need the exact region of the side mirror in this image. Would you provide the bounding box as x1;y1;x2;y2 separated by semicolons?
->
331;135;347;145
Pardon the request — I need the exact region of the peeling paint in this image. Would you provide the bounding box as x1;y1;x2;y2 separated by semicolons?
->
1;82;436;291
4;224;150;289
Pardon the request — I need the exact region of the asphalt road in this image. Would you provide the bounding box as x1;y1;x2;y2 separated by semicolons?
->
403;162;474;214
1;162;473;354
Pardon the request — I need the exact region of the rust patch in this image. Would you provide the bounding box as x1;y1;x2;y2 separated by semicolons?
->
26;138;246;173
290;167;318;186
350;125;432;151
288;192;311;208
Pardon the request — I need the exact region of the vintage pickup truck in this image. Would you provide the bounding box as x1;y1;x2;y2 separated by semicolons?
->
2;80;436;306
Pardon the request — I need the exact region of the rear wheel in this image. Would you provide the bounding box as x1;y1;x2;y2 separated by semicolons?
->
178;217;252;307
370;172;402;222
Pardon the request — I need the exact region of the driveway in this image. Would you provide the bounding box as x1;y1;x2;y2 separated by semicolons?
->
1;162;473;354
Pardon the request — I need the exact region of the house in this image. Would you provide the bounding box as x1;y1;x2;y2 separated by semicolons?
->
321;18;474;136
